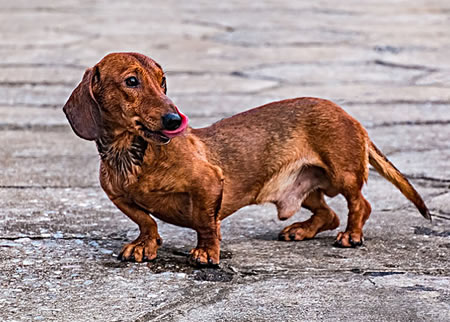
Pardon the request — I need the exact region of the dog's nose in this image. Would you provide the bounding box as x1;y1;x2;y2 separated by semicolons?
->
162;113;182;131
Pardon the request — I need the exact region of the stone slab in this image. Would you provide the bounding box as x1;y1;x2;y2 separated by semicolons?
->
1;0;449;321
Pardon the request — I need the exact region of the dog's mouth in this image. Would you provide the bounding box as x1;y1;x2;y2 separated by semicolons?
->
160;106;189;139
135;108;189;144
135;121;171;144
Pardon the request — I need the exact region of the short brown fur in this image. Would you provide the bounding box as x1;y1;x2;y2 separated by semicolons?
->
63;53;431;266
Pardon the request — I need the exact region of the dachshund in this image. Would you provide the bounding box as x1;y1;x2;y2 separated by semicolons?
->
63;52;431;266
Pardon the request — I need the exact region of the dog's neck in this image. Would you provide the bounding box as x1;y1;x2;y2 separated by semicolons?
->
96;130;148;178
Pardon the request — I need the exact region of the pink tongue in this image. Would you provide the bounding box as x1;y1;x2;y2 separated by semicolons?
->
161;106;189;138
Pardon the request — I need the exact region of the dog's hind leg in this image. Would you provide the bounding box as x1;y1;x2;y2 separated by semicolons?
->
334;189;371;247
278;190;340;241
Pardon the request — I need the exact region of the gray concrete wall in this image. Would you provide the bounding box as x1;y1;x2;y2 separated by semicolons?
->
0;1;449;321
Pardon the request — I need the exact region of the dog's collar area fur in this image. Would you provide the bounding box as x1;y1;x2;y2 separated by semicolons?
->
96;134;148;177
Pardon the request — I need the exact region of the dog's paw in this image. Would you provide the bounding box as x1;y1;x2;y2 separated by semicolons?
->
334;231;363;248
118;236;162;262
189;247;220;267
278;222;315;241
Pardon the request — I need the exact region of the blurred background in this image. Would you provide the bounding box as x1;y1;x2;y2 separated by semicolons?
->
1;1;449;186
0;1;449;321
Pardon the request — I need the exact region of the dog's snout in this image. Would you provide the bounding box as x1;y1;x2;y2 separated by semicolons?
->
162;113;182;131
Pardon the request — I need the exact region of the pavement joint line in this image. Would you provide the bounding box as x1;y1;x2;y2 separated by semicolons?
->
0;103;61;108
403;175;450;183
0;7;76;13
181;19;235;32
427;190;450;198
373;59;439;72
0;81;76;87
0;124;69;131
366;119;450;129
369;171;450;184
386;148;449;157
207;36;356;49
206;34;445;51
0;34;99;50
0;185;97;189
432;213;450;220
239;59;440;71
229;70;284;82
0;235;122;241
0;62;84;69
342;99;450;105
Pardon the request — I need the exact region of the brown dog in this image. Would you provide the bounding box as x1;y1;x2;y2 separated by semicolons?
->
63;52;431;266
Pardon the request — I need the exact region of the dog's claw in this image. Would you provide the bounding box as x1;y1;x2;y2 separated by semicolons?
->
118;236;160;262
334;231;363;248
207;258;219;267
279;223;317;241
349;235;363;247
333;239;343;247
189;247;220;267
189;256;208;267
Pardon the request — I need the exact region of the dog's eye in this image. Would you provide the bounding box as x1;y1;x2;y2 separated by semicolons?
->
125;76;140;87
161;76;167;94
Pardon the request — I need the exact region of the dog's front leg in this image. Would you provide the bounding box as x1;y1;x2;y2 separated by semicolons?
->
111;197;162;262
189;221;221;266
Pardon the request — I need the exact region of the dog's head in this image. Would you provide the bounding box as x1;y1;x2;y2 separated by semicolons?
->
63;52;188;144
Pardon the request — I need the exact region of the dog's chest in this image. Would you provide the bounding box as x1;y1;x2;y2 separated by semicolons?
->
129;184;194;227
96;135;148;180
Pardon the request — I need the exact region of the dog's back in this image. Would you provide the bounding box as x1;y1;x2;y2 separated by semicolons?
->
194;97;368;218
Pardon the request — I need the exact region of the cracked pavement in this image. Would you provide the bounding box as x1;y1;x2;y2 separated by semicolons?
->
0;1;449;321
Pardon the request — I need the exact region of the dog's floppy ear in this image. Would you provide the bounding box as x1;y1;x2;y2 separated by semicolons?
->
63;67;102;141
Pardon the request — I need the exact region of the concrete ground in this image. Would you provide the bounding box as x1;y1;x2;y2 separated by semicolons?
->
1;0;449;321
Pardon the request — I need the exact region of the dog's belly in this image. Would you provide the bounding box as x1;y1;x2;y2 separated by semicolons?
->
131;191;194;228
256;160;331;220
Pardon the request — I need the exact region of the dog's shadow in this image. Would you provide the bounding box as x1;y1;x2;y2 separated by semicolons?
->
252;229;336;243
102;246;236;282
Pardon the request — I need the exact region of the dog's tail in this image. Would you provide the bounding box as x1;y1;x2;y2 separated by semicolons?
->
368;141;431;220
